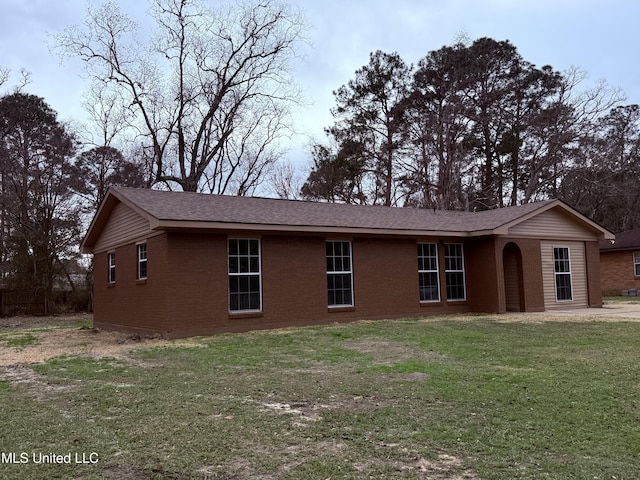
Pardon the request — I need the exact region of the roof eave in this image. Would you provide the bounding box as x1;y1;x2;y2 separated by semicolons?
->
153;219;475;238
600;245;639;253
469;228;502;237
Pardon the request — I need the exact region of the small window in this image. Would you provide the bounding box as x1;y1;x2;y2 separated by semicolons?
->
418;242;440;302
634;251;640;277
137;243;148;280
553;247;573;301
326;241;353;307
228;238;262;312
108;252;116;283
444;243;466;301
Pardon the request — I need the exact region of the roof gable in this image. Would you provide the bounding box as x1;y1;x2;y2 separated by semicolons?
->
92;202;152;253
504;206;606;240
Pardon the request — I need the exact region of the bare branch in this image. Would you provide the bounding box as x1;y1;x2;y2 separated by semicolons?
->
53;0;307;193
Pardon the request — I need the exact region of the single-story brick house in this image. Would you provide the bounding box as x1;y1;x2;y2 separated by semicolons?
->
80;187;614;338
599;227;640;296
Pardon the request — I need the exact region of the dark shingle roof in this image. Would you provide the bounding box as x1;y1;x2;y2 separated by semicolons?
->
112;186;556;233
81;187;613;253
600;227;640;251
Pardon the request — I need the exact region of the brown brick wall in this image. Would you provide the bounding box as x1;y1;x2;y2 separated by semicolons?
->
163;233;229;336
516;238;546;312
352;237;417;315
585;241;603;307
466;237;500;313
250;235;469;331
93;234;171;335
259;235;327;328
93;231;485;337
600;250;640;295
93;231;602;338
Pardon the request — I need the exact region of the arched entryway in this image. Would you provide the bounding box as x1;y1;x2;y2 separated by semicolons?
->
503;242;524;312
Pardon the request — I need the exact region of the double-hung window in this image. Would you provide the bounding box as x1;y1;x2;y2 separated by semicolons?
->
107;252;116;283
326;241;353;307
553;247;573;301
634;251;640;277
418;242;440;302
228;239;262;312
137;243;147;280
444;243;466;301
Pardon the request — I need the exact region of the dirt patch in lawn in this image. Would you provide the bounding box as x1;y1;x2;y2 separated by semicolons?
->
0;315;200;366
0;313;88;330
343;339;448;365
0;362;81;402
409;454;479;479
0;328;200;366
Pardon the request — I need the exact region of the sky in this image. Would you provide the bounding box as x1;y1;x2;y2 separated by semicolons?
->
1;0;639;167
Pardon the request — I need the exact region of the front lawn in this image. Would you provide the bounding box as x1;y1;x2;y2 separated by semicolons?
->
1;316;639;479
604;295;640;303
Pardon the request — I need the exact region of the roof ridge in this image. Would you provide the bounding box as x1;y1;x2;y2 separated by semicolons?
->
111;186;482;214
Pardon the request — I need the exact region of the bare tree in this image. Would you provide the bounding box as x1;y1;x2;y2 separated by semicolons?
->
75;146;147;211
0;67;8;88
520;67;625;203
53;0;306;193
77;80;151;197
80;79;133;149
267;158;305;199
560;103;640;232
0;67;31;94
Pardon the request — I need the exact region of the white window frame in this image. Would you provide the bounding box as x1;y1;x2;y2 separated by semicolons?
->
326;240;354;307
553;246;573;302
228;238;262;313
107;251;116;284
418;242;440;302
634;251;640;278
137;242;148;280
444;243;466;301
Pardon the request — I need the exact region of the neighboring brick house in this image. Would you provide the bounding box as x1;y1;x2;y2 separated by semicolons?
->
81;187;614;338
599;228;640;296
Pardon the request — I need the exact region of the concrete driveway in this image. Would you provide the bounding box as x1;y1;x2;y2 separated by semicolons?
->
538;302;640;319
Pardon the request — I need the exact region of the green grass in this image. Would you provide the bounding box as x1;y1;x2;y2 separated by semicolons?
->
3;333;38;349
603;295;640;303
1;316;639;479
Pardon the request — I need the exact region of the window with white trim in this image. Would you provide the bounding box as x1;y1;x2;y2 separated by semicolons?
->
553;247;573;301
634;251;640;277
137;243;147;280
108;252;116;283
228;238;262;312
418;242;440;302
326;241;353;307
444;243;466;301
